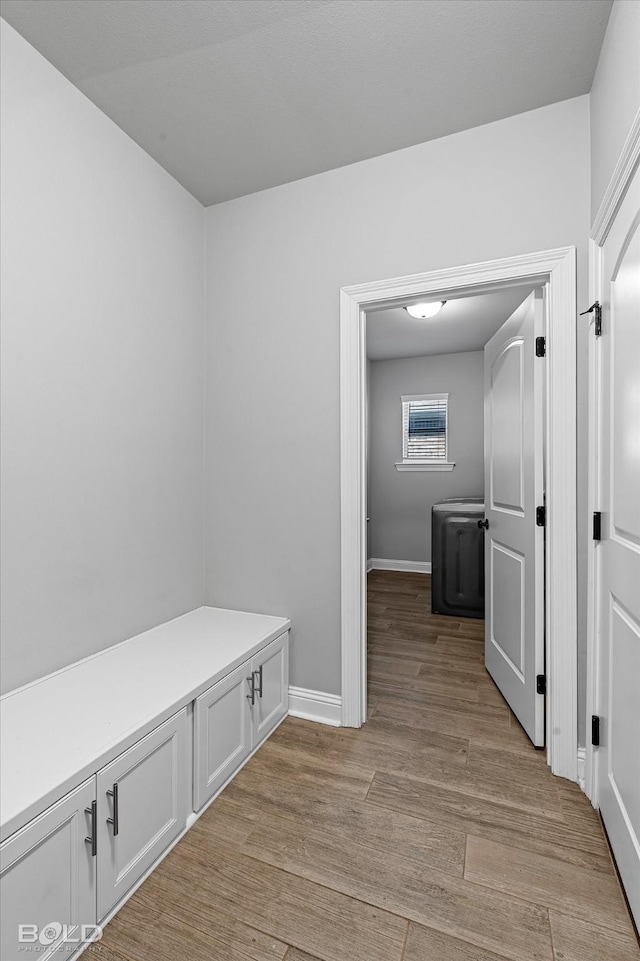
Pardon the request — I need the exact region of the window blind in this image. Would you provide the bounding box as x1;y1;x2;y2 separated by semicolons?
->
402;397;447;460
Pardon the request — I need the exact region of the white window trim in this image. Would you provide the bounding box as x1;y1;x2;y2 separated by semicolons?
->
398;392;453;470
395;461;455;472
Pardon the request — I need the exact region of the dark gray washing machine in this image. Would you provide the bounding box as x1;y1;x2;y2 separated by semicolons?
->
431;497;485;619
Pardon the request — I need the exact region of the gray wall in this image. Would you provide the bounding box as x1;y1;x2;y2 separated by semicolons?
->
369;352;484;564
366;357;372;560
0;23;205;693
5;8;629;747
590;0;640;219
203;95;590;699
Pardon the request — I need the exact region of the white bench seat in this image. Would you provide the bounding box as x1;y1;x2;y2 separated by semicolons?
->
0;606;290;842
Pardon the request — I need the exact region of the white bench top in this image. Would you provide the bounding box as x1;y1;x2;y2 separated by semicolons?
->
0;606;290;842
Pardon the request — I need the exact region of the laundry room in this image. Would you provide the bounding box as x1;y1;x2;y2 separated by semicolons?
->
367;338;484;585
365;284;542;728
366;287;538;583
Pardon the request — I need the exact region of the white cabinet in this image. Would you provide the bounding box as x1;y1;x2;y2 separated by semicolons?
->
0;778;97;961
252;632;289;746
1;712;189;950
0;610;290;956
97;710;187;920
194;631;289;810
194;663;253;810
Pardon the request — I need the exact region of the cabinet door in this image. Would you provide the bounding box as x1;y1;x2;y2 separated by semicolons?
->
0;778;97;961
252;632;289;745
97;710;187;920
193;662;253;811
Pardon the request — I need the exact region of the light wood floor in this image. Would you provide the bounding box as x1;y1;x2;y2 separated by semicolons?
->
90;571;639;961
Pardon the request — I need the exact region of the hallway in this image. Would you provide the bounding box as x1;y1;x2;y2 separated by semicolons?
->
90;571;638;961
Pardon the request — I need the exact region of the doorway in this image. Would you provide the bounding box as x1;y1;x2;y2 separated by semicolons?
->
339;248;578;780
366;286;545;746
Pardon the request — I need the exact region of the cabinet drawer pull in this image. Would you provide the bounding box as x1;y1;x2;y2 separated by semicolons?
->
84;800;97;856
254;665;263;698
106;783;119;836
246;673;255;706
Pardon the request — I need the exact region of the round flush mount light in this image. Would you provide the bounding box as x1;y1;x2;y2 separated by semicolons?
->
405;301;446;319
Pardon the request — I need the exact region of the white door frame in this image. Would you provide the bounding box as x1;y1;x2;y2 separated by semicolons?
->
584;110;640;803
340;246;578;781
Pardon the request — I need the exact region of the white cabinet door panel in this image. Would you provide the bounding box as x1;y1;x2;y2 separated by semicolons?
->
0;778;97;961
252;632;289;745
193;663;253;811
97;709;187;920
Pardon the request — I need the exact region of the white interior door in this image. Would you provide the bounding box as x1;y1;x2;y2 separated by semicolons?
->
596;168;640;927
484;290;545;745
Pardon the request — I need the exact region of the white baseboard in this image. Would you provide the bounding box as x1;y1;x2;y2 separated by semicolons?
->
577;747;586;791
368;558;432;574
288;686;342;726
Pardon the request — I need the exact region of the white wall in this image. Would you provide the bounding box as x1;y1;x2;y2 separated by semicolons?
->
369;352;484;564
0;22;205;693
590;0;640;219
203;96;590;698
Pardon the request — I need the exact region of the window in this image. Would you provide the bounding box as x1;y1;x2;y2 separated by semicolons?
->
396;393;455;471
403;394;447;460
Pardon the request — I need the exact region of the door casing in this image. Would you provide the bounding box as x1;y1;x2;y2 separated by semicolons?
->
340;246;578;781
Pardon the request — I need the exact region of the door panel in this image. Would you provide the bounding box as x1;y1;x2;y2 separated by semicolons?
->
491;542;525;678
252;632;289;745
484;290;545;745
115;737;177;871
609;602;640;831
612;223;640;546
490;340;525;513
193;662;252;811
97;710;187;920
597;168;640;926
0;779;97;961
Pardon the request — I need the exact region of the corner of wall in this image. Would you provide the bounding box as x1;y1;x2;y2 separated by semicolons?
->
201;204;208;608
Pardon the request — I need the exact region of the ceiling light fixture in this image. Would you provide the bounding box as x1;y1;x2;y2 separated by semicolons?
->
405;301;446;319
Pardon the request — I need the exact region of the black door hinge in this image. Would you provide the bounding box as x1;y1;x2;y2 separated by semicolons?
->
593;511;602;541
535;336;546;357
536;674;546;695
536;505;546;527
592;715;600;746
580;301;602;336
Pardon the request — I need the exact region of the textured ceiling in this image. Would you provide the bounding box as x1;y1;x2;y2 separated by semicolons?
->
367;286;537;361
0;0;612;205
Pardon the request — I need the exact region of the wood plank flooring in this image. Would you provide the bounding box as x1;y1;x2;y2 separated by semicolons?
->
90;570;639;961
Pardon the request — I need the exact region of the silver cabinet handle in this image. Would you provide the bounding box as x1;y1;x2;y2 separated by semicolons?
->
246;673;255;705
84;800;97;856
106;783;119;836
254;665;263;698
